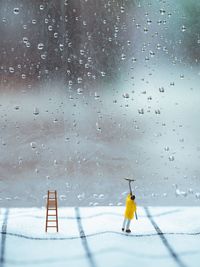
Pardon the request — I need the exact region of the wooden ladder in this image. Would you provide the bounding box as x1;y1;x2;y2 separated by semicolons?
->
45;190;58;232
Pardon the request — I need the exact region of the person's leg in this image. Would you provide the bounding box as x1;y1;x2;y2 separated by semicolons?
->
122;218;127;231
125;219;131;233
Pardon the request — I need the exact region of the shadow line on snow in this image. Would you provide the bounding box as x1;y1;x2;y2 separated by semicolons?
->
3;248;200;265
1;230;200;240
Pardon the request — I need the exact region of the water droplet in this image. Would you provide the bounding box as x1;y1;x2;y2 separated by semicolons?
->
157;43;161;50
181;25;186;32
95;92;100;99
48;25;53;31
159;87;164;93
9;67;15;73
41;54;46;60
77;88;83;94
169;155;174;161
26;42;31;48
122;93;129;99
160;9;166;15
23;37;29;43
59;44;64;51
30;142;37;149
13;8;19;15
188;188;193;194
33;107;39;115
77;77;82;84
96;122;101;131
155;109;161;114
120;6;125;13
121;53;126;60
92;193;98;199
60;195;66;201
195;193;200;199
39;5;44;10
150;51;155;57
98;194;104;199
138;108;144;114
147;19;152;25
2;140;6;146
37;43;44;50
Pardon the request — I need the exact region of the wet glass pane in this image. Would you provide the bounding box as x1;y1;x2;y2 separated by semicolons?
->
0;0;199;206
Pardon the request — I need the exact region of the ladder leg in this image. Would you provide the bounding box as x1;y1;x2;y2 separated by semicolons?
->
55;190;58;232
45;191;49;232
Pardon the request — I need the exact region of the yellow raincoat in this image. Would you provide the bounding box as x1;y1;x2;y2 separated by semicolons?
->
124;194;137;220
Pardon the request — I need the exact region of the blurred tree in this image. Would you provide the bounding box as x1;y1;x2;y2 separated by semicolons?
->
182;0;200;63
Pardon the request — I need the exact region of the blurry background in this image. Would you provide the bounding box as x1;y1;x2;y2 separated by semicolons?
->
0;0;200;207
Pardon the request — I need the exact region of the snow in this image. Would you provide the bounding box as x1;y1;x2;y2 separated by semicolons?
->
1;207;200;267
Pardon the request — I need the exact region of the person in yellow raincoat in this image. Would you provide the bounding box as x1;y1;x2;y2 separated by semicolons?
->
122;194;137;233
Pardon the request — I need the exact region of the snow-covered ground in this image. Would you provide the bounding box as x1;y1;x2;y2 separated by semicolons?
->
0;207;200;267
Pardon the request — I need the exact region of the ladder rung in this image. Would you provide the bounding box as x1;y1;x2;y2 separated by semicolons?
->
46;190;58;232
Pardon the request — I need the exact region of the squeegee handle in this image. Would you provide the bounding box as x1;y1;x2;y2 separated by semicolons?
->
129;181;132;195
